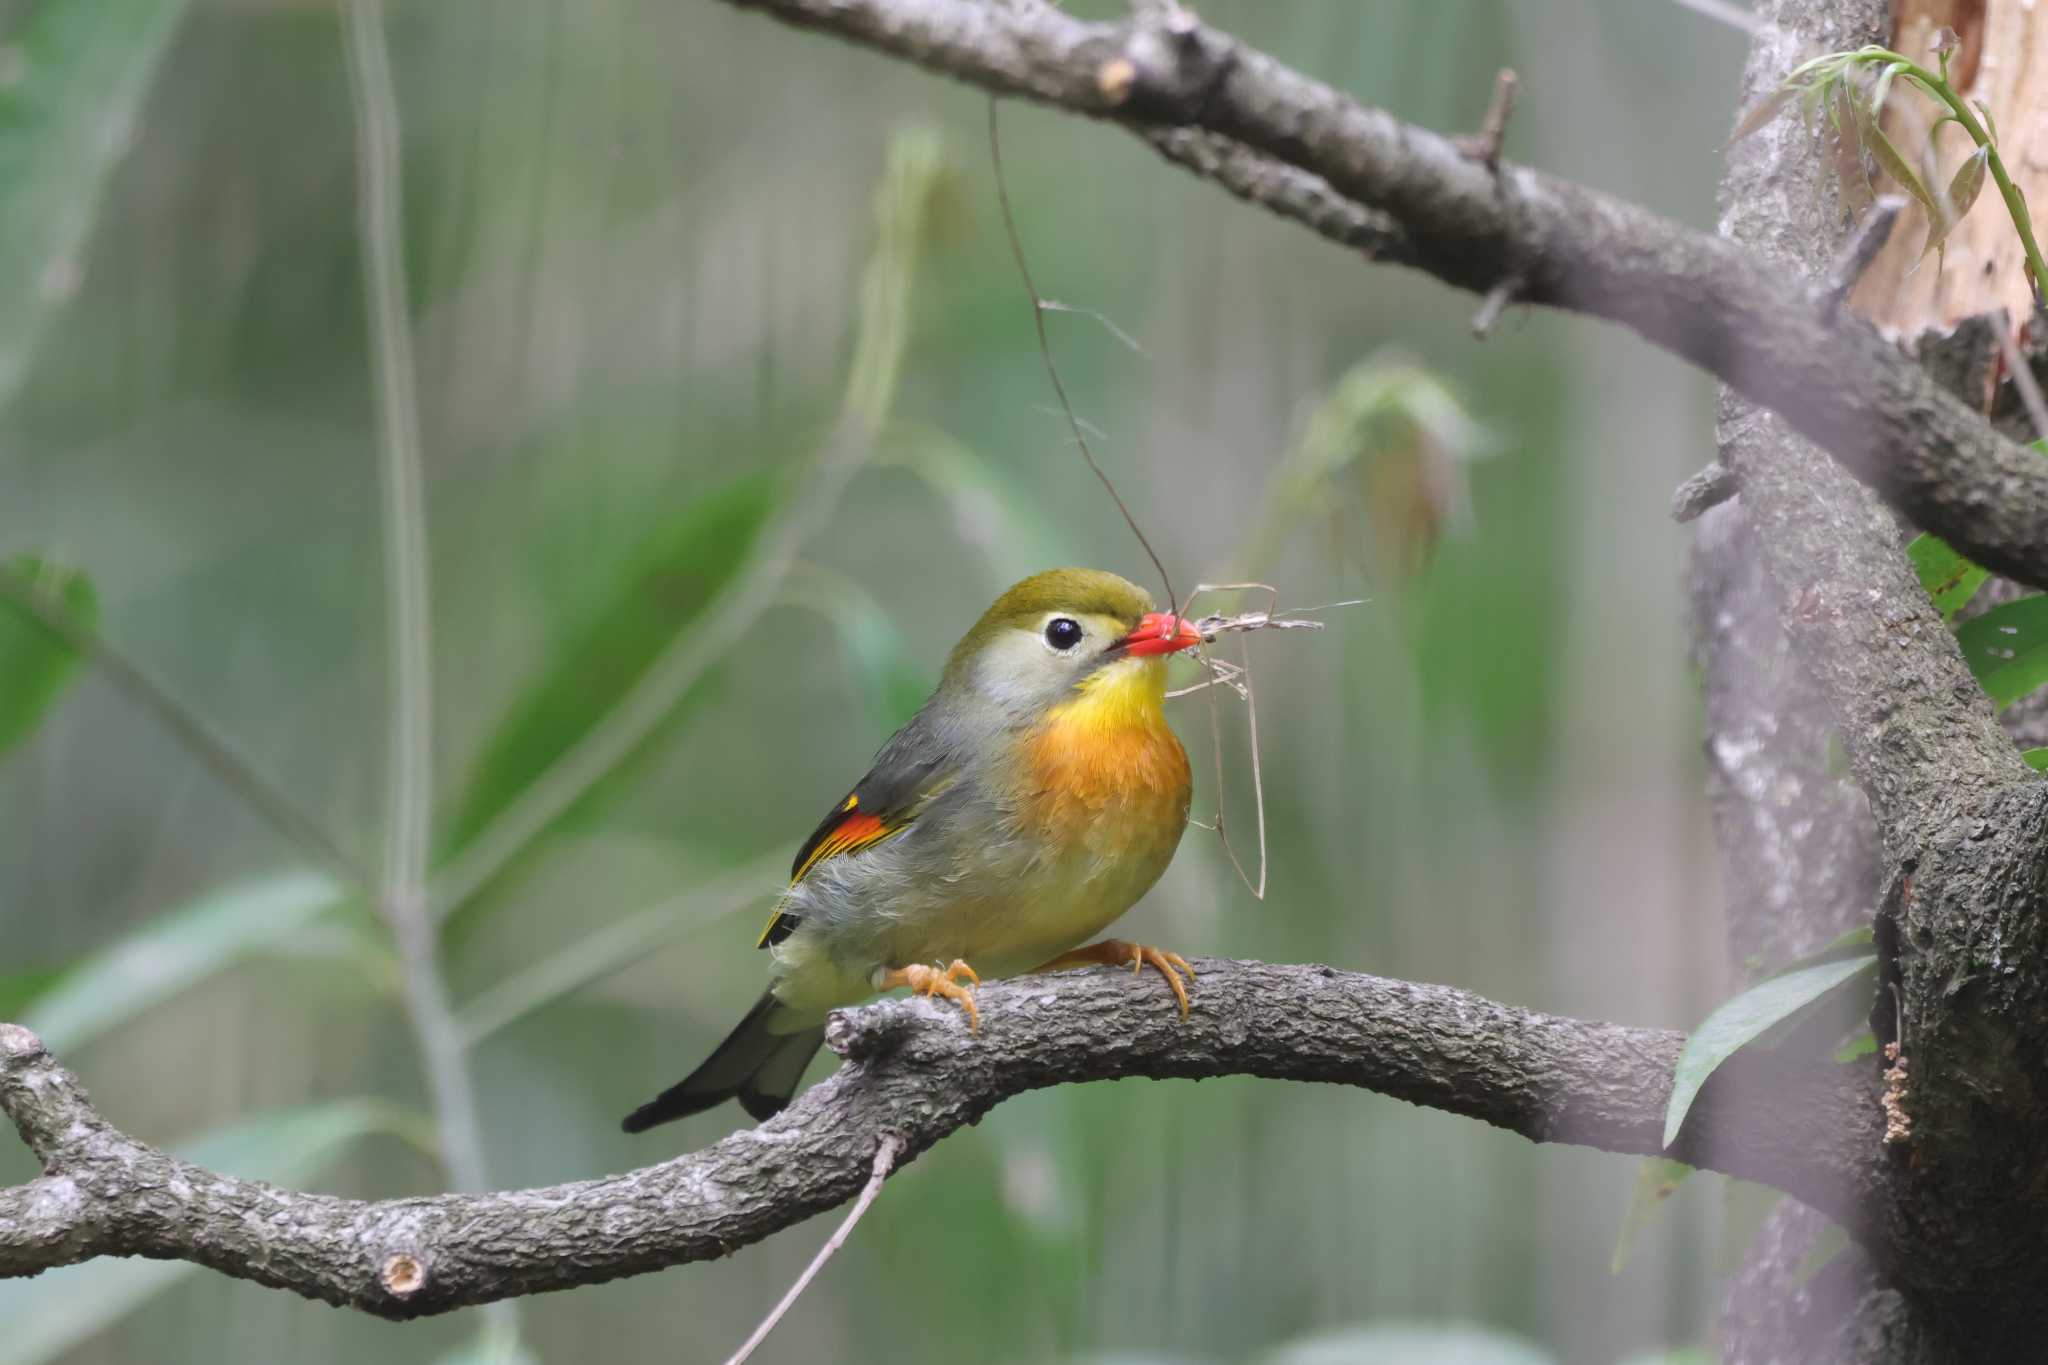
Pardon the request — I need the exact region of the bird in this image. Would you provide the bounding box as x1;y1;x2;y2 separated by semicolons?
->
622;567;1205;1132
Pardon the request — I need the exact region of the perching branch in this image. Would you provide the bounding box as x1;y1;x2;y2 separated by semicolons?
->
718;0;2048;594
0;960;1884;1317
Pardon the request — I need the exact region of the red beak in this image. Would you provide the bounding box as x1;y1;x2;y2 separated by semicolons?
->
1116;611;1204;657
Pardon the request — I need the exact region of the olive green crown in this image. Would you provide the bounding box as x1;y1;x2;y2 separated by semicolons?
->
943;568;1155;678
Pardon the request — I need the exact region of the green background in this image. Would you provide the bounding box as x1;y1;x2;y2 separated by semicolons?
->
0;2;1757;1361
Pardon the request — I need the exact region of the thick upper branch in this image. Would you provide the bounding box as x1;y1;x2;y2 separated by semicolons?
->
2;961;1879;1318
722;0;2048;598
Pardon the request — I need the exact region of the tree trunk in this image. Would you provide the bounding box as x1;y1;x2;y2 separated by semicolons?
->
1706;1;2048;1359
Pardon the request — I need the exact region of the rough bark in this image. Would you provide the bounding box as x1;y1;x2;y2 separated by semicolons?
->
0;962;1878;1317
721;0;2048;593
5;0;2046;1349
1704;0;2048;1358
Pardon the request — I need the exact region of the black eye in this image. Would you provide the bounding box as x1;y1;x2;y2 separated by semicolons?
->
1044;617;1084;651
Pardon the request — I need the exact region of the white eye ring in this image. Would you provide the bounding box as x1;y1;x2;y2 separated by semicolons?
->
1043;616;1085;652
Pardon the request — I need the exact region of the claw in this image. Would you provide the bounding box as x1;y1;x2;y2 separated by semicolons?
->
877;959;981;1030
1033;939;1195;1019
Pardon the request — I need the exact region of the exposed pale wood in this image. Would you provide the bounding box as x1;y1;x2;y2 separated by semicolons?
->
1851;0;2046;337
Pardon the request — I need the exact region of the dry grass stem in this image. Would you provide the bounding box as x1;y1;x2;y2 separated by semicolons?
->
722;1133;907;1365
1172;585;1358;900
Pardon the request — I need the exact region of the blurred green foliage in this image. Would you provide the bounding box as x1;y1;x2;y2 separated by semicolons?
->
0;557;95;759
0;1;1769;1363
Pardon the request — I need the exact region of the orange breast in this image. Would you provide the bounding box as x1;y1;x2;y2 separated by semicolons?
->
1019;710;1192;858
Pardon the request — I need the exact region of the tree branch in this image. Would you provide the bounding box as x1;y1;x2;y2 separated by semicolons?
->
1;961;1883;1317
719;0;2048;595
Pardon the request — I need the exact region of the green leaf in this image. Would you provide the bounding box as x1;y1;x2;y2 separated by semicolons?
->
1906;533;1990;619
1664;954;1879;1147
1868;60;1906;119
2025;747;2048;772
1835;1026;1879;1062
1923;147;1988;263
1864;113;1937;214
1256;1325;1558;1365
1775;924;1874;974
1610;1157;1693;1274
1954;595;2048;708
0;557;97;759
0;1099;408;1365
0;0;194;409
0;967;70;1020
21;871;343;1053
442;473;779;859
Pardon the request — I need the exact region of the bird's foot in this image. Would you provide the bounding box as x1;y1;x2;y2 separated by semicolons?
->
875;959;982;1031
1034;939;1195;1018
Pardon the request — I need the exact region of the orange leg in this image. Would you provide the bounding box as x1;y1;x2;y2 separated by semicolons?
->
1033;939;1195;1019
875;959;982;1031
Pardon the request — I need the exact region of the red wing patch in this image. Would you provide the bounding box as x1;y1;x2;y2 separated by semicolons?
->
756;793;907;949
791;808;891;882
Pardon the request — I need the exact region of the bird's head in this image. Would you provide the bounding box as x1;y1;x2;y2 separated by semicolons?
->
939;568;1203;723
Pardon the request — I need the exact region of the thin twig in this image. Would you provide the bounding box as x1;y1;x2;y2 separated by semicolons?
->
343;6;515;1349
1039;299;1149;357
1671;461;1740;523
1821;195;1904;312
1471;276;1521;338
1231;628;1266;898
722;1133;907;1365
0;566;364;881
1178;582;1289;899
1453;69;1519;171
988;98;1179;624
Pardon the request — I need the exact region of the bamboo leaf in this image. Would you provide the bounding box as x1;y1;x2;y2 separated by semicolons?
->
1953;595;2048;708
442;473;778;856
0;0;194;409
456;849;786;1045
0;557;97;759
0;1100;412;1365
21;871;344;1053
1664;955;1879;1147
2025;747;2048;772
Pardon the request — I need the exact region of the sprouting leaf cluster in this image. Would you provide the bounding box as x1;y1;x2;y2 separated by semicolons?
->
1730;37;2041;286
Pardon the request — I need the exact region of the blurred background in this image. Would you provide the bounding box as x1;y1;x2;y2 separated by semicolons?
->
0;1;1762;1361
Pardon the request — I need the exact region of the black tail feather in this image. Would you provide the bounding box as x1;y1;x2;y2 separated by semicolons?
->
622;992;825;1133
